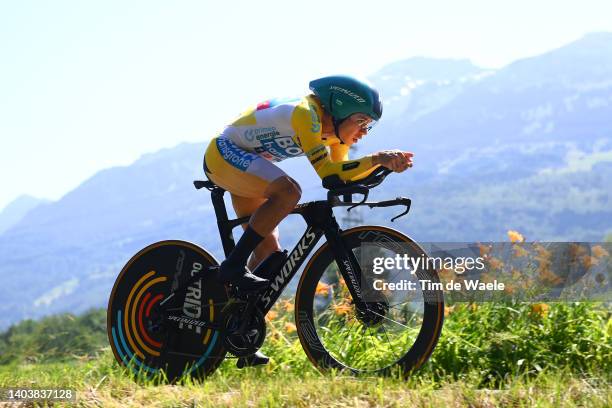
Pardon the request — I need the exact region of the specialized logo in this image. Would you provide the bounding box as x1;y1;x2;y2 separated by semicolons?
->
342;259;362;299
261;228;317;307
330;86;366;103
168;315;206;328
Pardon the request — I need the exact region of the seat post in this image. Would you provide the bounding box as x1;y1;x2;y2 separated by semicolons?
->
209;188;237;257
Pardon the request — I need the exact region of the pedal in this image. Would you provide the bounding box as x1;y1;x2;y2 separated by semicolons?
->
237;351;269;369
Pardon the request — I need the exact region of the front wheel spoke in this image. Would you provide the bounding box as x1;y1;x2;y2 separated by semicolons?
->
367;310;413;329
388;299;420;310
380;325;401;363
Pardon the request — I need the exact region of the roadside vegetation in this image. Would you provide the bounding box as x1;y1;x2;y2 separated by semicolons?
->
1;231;609;406
0;299;609;407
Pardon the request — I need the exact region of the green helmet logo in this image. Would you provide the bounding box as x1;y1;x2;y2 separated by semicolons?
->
309;75;383;121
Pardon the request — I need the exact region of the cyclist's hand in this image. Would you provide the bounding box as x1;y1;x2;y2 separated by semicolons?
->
373;150;414;173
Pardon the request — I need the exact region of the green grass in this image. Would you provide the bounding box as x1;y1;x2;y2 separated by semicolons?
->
0;356;609;407
0;301;610;406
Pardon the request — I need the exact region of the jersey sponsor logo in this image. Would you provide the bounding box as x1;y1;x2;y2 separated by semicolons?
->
243;127;279;142
306;145;326;158
216;138;256;171
342;162;360;171
329;86;366;103
309;153;327;166
255;136;303;161
275;136;302;156
308;104;321;133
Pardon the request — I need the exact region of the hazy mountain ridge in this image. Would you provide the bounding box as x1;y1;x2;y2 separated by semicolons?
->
0;195;50;235
1;33;611;329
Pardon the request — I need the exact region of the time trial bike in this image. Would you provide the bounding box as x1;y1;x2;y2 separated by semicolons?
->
107;167;444;382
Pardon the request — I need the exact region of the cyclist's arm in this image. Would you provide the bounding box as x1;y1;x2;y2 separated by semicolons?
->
292;103;379;182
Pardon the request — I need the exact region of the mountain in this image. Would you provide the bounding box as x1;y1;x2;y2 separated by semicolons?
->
0;195;50;235
369;57;492;122
361;33;612;241
368;33;612;155
1;33;611;329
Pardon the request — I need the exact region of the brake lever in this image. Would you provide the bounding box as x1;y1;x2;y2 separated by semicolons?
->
390;206;410;222
347;189;370;212
364;197;412;222
391;198;412;222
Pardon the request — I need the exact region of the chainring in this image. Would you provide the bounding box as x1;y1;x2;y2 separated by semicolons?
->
222;303;266;357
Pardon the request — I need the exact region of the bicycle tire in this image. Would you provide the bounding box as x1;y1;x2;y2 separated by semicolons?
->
295;226;444;377
107;240;227;382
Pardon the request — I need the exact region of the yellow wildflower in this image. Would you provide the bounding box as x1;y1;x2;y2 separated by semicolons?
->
538;266;564;285
507;230;525;243
283;300;294;312
569;243;588;261
534;244;551;260
332;302;352;316
265;310;278;322
530;303;550;318
444;305;455;317
315;282;330;297
487;257;504;271
479;243;492;258
513;244;529;258
592;245;610;259
284;322;297;333
581;255;598;270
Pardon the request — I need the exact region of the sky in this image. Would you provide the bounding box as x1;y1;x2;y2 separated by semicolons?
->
1;0;611;211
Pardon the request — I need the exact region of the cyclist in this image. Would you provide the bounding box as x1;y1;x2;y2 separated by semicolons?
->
203;75;413;367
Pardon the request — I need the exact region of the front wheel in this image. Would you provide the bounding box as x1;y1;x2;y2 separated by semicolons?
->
295;226;444;377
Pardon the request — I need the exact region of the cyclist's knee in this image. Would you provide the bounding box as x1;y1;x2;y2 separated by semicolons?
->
266;176;301;206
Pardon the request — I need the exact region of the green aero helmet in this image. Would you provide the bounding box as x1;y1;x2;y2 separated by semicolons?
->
309;75;383;122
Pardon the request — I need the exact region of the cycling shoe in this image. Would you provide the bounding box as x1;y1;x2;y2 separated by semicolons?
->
237;351;269;368
217;261;269;291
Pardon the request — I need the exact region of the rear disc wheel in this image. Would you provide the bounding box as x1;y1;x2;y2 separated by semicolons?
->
107;240;227;382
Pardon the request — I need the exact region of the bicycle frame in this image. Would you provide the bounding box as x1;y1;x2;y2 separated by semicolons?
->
208;184;365;314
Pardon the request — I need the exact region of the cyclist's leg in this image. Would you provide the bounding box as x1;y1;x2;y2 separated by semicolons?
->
204;137;300;287
222;176;300;277
230;194;281;270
